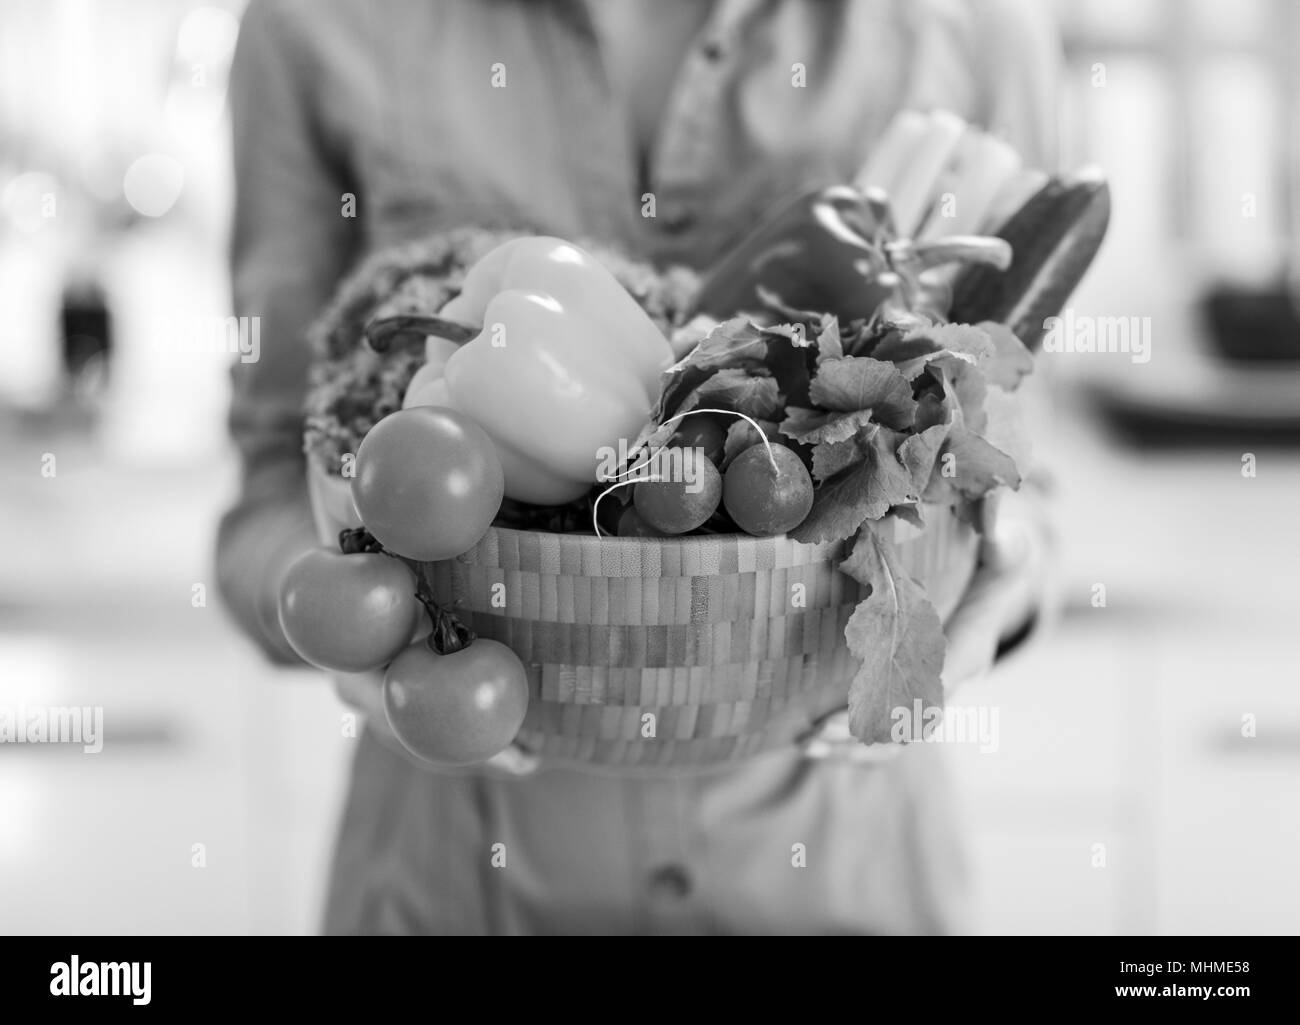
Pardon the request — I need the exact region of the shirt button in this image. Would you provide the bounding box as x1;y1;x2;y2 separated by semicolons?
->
660;207;696;234
647;863;692;900
700;38;725;62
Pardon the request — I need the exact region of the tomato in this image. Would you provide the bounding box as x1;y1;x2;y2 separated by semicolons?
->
383;638;529;765
632;447;721;534
351;406;504;561
278;549;420;672
722;442;814;536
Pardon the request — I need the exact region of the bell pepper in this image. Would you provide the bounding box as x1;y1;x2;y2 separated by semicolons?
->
387;236;675;506
692;185;894;322
692;184;1011;324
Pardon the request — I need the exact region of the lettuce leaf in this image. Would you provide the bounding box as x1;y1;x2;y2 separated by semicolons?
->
882;319;1032;391
677;367;784;420
924;424;1022;501
841;522;947;744
810;436;864;481
789;427;915;543
975;321;1034;389
721;417;779;470
779;406;876;445
809;356;916;429
876;322;994;371
655;317;769;420
898;424;950;493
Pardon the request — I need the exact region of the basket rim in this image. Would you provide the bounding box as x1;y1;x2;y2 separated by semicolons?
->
449;505;956;563
477;522;834;554
307;456;951;558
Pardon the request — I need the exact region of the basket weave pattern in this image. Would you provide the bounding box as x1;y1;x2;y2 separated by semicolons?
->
308;462;977;768
423;517;976;768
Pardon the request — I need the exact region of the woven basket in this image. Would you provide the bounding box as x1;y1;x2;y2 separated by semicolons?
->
307;461;978;768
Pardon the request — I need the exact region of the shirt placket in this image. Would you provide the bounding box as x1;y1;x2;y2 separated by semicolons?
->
628;772;706;934
638;0;763;256
549;0;647;248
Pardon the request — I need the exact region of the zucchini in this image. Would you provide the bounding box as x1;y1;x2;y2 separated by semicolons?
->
948;168;1111;349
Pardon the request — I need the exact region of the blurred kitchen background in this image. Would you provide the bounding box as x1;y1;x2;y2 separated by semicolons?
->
1;0;1297;934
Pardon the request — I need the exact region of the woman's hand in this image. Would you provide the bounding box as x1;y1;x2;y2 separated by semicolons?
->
937;489;1049;692
331;669;540;776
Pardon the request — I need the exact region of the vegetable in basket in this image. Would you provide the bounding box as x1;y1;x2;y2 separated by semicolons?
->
948;166;1112;349
292;113;1113;759
617;264;1045;743
384;636;529;766
277;542;419;674
278;519;532;766
350;405;504;562
371;236;678;506
691;106;1111;344
690;184;1013;325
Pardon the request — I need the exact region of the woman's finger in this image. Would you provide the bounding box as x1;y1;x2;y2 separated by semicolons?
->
332;670;404;745
484;743;541;776
941;517;1041;692
331;669;386;719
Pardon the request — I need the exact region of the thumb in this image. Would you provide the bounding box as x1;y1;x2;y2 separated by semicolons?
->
940;520;1037;694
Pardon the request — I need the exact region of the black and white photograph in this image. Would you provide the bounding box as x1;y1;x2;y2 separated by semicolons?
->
0;0;1295;973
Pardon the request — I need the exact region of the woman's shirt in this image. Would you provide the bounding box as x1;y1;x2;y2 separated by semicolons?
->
217;0;1058;667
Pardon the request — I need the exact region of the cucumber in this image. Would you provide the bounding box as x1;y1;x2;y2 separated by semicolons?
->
948;168;1111;349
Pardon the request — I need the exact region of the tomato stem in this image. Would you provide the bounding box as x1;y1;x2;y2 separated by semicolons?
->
336;529;476;653
425;602;475;655
412;566;476;655
338;527;384;555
